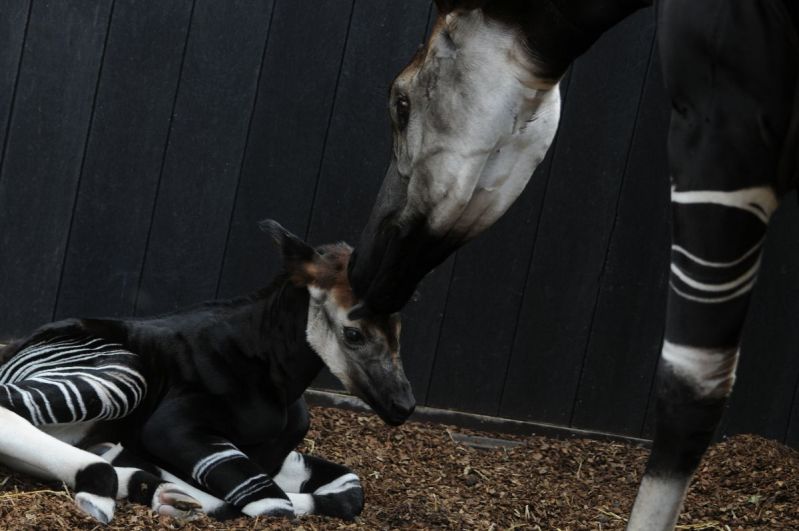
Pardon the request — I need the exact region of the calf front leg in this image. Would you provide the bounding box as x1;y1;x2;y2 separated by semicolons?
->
142;396;294;518
272;451;364;520
88;442;204;520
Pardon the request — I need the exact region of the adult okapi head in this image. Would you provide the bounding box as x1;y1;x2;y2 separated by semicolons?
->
347;0;645;317
261;220;414;426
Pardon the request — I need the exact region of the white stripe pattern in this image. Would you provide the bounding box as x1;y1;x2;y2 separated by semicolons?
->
0;336;146;425
670;185;778;224
225;474;274;505
191;448;248;485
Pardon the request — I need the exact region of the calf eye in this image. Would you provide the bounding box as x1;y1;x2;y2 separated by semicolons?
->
343;327;365;346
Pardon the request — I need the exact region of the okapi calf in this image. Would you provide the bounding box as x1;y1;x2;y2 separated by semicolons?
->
0;220;414;523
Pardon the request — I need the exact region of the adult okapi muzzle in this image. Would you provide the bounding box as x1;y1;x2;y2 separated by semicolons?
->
261;221;415;426
348;0;564;317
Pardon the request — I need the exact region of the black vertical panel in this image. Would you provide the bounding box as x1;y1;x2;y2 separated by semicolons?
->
787;379;799;448
135;0;274;315
0;1;30;167
570;42;670;436
306;0;431;244
55;0;193;319
720;202;799;442
425;141;560;415
0;0;112;337
305;0;434;392
499;10;655;424
217;0;355;299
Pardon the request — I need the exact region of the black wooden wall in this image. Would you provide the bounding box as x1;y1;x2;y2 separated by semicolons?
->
1;1;798;447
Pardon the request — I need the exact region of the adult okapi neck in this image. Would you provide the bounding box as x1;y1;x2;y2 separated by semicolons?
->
479;0;652;79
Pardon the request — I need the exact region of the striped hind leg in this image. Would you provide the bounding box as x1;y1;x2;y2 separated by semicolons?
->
272;451;364;520
0;407;117;523
0;333;149;522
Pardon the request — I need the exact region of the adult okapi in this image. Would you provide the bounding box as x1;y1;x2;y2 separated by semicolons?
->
347;0;799;529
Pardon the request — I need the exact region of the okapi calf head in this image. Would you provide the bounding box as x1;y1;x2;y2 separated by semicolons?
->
260;220;415;426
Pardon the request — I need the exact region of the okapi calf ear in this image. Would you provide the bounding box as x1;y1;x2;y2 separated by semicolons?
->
259;219;320;286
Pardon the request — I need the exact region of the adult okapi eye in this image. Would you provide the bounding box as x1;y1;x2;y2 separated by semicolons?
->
343;327;365;346
395;94;410;130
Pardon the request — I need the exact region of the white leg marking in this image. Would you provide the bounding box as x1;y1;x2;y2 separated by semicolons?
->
159;470;228;515
313;473;360;496
672;236;765;268
114;466;138;499
0;407;104;485
627;475;690;531
241;497;294;517
272;451;310;493
661;341;739;398
74;492;115;524
286;493;314;516
191;447;247;484
670;257;760;293
670;185;778;224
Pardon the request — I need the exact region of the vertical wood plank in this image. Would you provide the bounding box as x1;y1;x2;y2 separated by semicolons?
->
570;41;670;436
305;0;435;393
720;202;799;442
217;0;355;300
0;1;30;171
135;0;274;315
55;0;193;319
499;9;655;424
787;378;799;448
425;144;559;414
0;0;112;336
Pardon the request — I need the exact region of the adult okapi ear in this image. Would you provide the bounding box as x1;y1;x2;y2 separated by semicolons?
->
258;219;319;285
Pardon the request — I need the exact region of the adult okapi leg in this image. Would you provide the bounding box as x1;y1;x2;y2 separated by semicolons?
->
628;1;798;529
142;395;295;518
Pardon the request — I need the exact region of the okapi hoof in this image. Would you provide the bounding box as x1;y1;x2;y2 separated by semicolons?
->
74;491;115;524
74;462;118;523
242;498;295;518
153;483;204;521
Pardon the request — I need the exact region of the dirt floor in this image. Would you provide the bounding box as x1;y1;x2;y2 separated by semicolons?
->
0;406;797;530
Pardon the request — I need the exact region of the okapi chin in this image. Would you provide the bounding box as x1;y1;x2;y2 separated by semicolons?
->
0;220;413;523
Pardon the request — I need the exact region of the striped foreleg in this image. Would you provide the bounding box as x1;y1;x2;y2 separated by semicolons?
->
628;186;776;530
0;407;118;523
272;451;364;519
87;443;205;521
141;400;295;518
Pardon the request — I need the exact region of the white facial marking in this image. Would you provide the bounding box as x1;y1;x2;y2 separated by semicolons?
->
305;288;355;389
661;341;739;398
396;10;561;239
